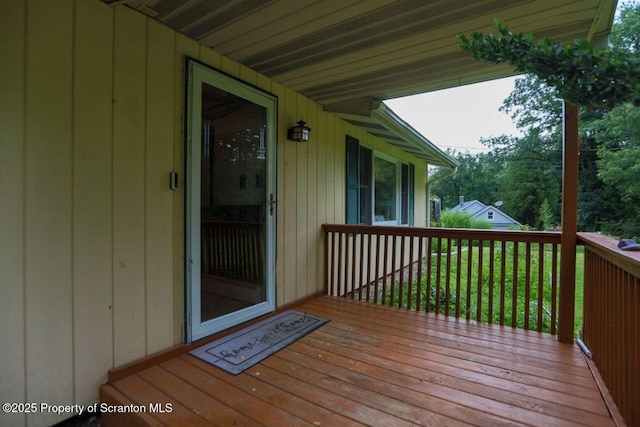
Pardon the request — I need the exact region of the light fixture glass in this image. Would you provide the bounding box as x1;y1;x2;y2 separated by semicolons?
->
288;120;311;142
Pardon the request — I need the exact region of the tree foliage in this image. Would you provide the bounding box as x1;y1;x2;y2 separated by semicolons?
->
458;19;640;108
432;2;640;238
429;150;504;209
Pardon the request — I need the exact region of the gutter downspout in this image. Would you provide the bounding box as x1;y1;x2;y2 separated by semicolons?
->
426;165;457;226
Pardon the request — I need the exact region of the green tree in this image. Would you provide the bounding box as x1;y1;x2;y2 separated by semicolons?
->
430;150;504;209
482;128;562;228
589;2;640;238
481;76;563;229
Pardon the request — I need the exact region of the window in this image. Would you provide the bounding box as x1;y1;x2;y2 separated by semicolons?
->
346;136;414;225
374;156;396;222
488;211;494;220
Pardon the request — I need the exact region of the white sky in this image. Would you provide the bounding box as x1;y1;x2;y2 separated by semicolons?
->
385;76;523;153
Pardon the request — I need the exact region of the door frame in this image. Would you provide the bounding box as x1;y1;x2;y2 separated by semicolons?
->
184;57;277;342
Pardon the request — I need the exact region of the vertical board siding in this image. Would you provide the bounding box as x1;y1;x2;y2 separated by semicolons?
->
283;87;298;303
315;105;328;295
0;2;430;425
25;2;74;427
145;19;176;356
0;1;26;426
296;93;309;300
72;0;114;405
307;101;319;296
112;6;147;367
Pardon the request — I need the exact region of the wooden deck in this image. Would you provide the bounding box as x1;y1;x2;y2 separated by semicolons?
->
100;296;617;426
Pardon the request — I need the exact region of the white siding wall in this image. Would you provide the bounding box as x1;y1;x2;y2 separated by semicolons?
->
0;1;427;426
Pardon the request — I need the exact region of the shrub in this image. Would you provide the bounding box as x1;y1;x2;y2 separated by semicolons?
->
470;218;492;229
441;210;493;230
441;210;472;228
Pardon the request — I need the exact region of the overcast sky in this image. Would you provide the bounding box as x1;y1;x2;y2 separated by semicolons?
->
385;76;523;154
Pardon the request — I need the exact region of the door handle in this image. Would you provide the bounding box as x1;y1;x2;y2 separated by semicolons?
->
269;193;278;216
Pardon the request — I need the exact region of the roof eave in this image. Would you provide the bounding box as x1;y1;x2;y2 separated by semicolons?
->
325;99;459;169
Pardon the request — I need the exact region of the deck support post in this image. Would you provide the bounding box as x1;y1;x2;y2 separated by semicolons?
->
558;102;579;343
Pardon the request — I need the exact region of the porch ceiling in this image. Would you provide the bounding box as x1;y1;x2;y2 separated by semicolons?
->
104;0;616;106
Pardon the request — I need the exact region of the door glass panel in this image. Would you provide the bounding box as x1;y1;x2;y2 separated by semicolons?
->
200;82;267;322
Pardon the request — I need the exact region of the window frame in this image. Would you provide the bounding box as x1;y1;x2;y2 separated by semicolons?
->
346;136;414;226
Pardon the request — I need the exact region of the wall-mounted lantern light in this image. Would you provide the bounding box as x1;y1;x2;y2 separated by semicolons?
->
287;120;311;142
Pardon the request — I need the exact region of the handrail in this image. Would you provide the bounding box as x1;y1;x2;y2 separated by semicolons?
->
323;224;562;334
322;224;561;243
578;232;639;426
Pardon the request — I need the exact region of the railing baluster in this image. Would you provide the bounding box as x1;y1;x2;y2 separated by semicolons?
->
416;236;423;311
512;242;519;328
466;238;473;320
325;230;331;295
445;238;452;315
364;233;370;302
382;234;389;305
551;244;558;334
337;231;344;297
374;233;381;304
358;233;365;301
455;238;462;318
407;236;414;310
426;237;432;313
347;233;355;299
399;235;405;308
537;243;544;332
391;235;398;307
477;240;484;322
488;241;495;324
524;242;532;330
500;240;507;326
435;237;442;315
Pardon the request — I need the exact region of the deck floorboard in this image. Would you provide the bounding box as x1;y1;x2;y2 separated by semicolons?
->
101;296;616;426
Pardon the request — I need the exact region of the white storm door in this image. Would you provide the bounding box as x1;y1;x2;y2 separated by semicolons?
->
185;58;277;342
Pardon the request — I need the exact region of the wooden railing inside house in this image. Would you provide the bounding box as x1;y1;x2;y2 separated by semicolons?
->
579;232;639;427
201;221;264;285
323;224;562;334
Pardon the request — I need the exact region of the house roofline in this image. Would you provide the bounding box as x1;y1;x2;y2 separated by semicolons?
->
325;98;459;169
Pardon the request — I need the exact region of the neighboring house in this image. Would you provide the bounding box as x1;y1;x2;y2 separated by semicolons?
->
0;1;615;426
450;197;522;230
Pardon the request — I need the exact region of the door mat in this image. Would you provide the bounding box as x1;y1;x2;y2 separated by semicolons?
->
189;310;330;375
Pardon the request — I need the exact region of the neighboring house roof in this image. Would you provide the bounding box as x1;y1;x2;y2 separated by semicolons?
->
450;200;486;216
451;200;522;229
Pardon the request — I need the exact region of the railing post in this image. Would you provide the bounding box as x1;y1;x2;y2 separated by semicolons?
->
558;102;579;343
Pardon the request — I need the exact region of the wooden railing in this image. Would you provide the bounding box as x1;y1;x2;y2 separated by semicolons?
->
201;221;263;285
323;224;562;333
579;232;639;426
